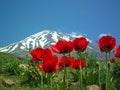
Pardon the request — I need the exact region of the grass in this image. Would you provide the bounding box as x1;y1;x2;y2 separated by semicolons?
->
0;52;119;90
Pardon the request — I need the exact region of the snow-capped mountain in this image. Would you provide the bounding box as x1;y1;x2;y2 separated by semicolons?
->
0;30;75;57
0;30;104;58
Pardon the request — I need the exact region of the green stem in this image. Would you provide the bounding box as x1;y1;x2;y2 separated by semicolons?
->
80;66;83;90
108;52;110;90
106;65;109;90
78;51;83;90
50;74;53;90
63;54;67;90
105;52;108;90
98;63;101;89
41;71;43;90
105;52;110;90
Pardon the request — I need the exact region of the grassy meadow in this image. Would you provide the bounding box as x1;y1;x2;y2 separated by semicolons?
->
0;51;120;90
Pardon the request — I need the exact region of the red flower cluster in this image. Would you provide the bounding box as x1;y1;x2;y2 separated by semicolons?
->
30;48;59;73
115;46;120;58
59;56;74;67
71;59;80;69
30;47;52;61
59;55;87;69
73;37;89;52
109;58;116;63
51;37;89;54
51;40;73;54
71;59;87;70
97;35;116;52
38;55;59;73
30;37;89;73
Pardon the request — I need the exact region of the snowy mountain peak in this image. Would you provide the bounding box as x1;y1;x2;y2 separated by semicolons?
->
0;30;105;59
0;30;73;55
0;30;109;59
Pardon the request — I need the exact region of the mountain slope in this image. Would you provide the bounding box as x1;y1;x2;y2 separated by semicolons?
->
0;30;106;59
0;30;75;57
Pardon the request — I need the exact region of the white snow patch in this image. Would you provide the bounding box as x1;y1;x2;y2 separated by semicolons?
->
52;32;59;42
25;38;33;49
20;46;26;49
31;30;50;38
51;42;56;45
62;36;70;41
0;48;9;52
8;44;18;52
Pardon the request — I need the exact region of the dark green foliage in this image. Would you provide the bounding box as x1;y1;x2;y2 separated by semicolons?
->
113;60;120;90
21;64;41;87
70;70;79;82
21;61;47;87
82;68;99;85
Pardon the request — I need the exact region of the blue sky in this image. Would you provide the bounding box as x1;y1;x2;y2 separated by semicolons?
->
0;0;120;47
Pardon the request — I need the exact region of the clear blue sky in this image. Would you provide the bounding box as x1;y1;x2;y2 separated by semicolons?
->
0;0;120;47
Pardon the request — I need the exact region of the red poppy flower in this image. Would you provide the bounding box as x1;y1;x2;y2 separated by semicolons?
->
41;48;53;61
97;35;116;52
30;47;43;61
73;37;89;52
71;59;87;70
81;60;87;68
71;59;80;70
115;46;120;58
38;55;59;73
30;48;52;61
109;58;116;63
59;56;74;67
51;40;74;54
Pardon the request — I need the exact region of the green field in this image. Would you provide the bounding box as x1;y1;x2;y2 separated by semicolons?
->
0;52;120;90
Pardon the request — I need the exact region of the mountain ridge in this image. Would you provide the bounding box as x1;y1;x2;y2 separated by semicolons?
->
0;30;101;58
